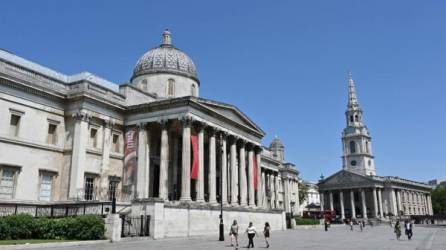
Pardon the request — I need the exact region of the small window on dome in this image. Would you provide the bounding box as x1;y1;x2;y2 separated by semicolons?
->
349;141;356;154
167;79;175;97
191;84;196;96
141;79;148;91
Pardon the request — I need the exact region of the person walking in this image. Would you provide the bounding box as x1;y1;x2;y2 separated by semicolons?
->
405;221;413;240
229;220;239;248
394;221;401;240
263;222;271;248
350;219;354;231
359;220;363;231
245;222;257;248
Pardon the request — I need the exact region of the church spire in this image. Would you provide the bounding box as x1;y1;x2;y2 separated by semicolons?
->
347;71;360;110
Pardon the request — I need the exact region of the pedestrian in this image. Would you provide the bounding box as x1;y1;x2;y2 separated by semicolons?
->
229;220;239;248
263;222;271;248
394;220;401;240
359;220;363;231
245;222;257;248
405;221;413;240
324;220;329;231
362;220;366;229
350;219;354;231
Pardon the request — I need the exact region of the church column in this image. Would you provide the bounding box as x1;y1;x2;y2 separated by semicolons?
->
208;127;217;204
69;111;90;199
377;188;384;217
230;137;238;205
361;189;367;219
256;148;262;207
340;191;345;220
195;123;205;202
136;122;150;199
329;191;334;211
239;140;247;207
283;177;291;212
372;188;378;218
427;195;433;215
320;192;325;211
247;145;255;207
220;132;228;205
180;116;192;201
158;120;169;200
350;190;356;218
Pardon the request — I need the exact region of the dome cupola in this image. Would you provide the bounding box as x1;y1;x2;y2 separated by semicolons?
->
131;30;200;98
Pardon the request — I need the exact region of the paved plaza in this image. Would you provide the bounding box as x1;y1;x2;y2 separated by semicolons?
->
22;225;446;250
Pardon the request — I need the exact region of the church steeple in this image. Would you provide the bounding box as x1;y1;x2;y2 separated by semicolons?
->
341;72;376;176
348;71;360;110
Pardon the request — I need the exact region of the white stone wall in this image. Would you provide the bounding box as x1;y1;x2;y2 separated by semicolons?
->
132;74;199;98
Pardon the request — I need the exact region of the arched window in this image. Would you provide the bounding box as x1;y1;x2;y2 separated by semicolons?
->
191;84;196;96
350;115;354;123
167;79;175;97
141;79;148;91
355;115;359;122
365;141;369;153
349;141;356;153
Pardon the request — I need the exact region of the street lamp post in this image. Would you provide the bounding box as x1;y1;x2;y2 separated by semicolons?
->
219;133;225;241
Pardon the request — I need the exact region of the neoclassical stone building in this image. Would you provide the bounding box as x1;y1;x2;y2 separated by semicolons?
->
318;74;433;220
0;30;299;237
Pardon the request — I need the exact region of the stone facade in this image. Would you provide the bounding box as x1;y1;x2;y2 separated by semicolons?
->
0;30;299;237
318;73;433;220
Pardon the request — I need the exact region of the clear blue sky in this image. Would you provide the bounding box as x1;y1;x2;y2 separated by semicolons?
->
1;1;445;182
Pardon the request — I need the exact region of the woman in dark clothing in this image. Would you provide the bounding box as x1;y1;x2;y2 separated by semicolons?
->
263;222;271;248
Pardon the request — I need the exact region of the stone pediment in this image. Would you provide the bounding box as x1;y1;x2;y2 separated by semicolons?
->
193;98;265;136
318;170;377;190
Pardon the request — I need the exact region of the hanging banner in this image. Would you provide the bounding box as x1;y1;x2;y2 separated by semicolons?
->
253;155;258;190
123;127;138;187
191;134;199;180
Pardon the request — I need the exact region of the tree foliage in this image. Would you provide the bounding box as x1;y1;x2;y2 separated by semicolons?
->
432;185;446;214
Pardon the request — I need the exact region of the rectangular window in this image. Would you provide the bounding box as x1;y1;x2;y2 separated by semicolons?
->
112;134;120;153
9;114;21;137
0;168;17;199
39;173;53;201
108;179;119;201
47;123;58;145
84;176;95;201
89;128;98;148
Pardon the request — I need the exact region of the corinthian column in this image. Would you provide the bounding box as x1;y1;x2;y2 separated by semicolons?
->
247;146;255;207
255;148;262;207
340;191;345;220
372;188;378;218
136;122;150;199
378;188;384;218
239;141;247;207
208;127;217;204
195;123;205;202
261;171;266;208
230;137;238;205
180;116;192;201
220;132;228;205
350;190;356;218
158;120;169;200
361;189;367;219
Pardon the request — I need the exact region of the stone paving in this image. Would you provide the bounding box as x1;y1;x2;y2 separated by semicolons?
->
25;225;446;250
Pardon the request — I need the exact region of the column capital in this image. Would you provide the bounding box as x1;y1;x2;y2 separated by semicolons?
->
206;126;218;136
104;119;115;129
72;111;91;122
181;115;193;128
218;130;228;140
245;142;255;151
159;119;171;130
237;138;246;147
136;122;148;130
254;145;263;154
193;120;205;132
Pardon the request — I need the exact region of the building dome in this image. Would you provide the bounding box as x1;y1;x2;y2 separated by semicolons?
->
270;136;284;149
131;30;199;83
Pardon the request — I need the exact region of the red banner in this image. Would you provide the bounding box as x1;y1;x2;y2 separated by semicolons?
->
253;155;258;190
191;134;199;180
123;127;138;187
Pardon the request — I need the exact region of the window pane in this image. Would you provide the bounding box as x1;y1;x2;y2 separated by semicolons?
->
39;174;52;201
84;177;95;200
0;169;15;199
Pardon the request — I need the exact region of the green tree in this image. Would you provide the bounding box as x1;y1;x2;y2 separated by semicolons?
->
431;185;446;214
299;181;309;205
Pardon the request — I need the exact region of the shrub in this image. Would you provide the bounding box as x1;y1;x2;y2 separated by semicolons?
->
0;214;105;240
295;218;321;225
